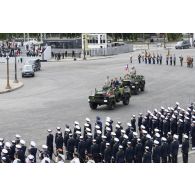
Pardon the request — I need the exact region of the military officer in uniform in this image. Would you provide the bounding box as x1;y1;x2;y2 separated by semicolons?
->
125;142;134;163
131;115;136;132
78;136;86;163
103;143;112;163
191;121;195;149
182;134;189;163
160;137;168;163
67;133;75;160
116;145;125;163
46;129;54;159
28;141;37;162
170;134;179;163
152;140;161;163
143;146;152;163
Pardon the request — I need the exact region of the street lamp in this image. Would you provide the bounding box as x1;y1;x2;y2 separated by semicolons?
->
13;50;18;83
5;54;11;89
83;34;86;60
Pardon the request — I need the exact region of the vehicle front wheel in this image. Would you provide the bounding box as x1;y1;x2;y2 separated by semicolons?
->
90;103;97;110
123;96;130;105
141;86;145;91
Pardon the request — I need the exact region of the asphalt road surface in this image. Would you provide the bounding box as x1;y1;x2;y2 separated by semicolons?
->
0;47;195;160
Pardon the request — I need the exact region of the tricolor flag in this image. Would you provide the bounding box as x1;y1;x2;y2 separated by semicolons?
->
125;64;129;71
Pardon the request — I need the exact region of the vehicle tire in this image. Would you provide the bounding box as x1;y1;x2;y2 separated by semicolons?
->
90;103;97;110
32;74;35;77
123;96;130;105
134;88;139;95
108;101;115;110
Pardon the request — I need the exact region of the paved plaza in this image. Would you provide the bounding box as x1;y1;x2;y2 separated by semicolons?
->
0;46;195;161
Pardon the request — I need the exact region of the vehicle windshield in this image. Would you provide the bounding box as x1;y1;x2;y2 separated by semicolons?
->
177;41;183;45
23;65;33;71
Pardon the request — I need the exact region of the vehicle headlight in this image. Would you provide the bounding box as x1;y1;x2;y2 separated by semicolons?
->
132;86;135;88
135;82;138;84
88;99;90;102
104;100;108;103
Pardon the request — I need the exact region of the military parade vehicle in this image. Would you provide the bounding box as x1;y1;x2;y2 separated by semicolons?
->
122;74;145;95
88;85;131;110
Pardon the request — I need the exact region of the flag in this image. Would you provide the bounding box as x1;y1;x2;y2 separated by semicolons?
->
125;64;129;71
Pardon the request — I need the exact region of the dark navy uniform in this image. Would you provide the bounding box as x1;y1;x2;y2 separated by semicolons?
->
160;142;168;163
125;145;134;163
91;142;99;162
56;134;64;154
104;146;112;163
67;137;75;160
28;147;37;162
143;151;152;163
116;149;125;163
152;145;161;163
134;142;143;163
182;139;189;163
46;134;54;159
170;139;179;163
78;139;86;162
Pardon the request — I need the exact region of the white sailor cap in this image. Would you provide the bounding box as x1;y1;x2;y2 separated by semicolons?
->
20;140;25;145
132;115;136;118
84;123;89;127
105;122;110;126
15;134;21;139
161;115;165;119
172;115;176;119
114;138;119;142
74;121;79;125
56;127;61;131
168;107;170;110
65;128;71;132
161;106;164;110
178;107;181;110
193;121;195;124
119;145;123;149
141;125;145;129
155;133;160;138
86;118;90;122
102;135;107;139
154;128;160;133
16;144;21;149
146;134;151;139
97;130;102;134
154;109;158;112
123;134;128;139
127;123;132;127
28;155;34;160
117;121;121;125
137;138;141;142
2;149;8;154
86;128;91;132
179;114;183;117
1;157;6;161
182;108;185;112
173;134;178;139
170;107;174;111
30;141;36;147
179;119;183;123
127;141;131;145
80;136;84;139
106;143;110;146
154;140;159;145
183;134;188;139
69;133;73;136
116;124;120;128
47;129;52;133
145;146;149;150
93;139;96;142
174;110;178;114
161;137;167;142
42;145;48;149
5;142;11;148
106;127;111;131
142;130;147;134
0;142;2;146
133;132;138;136
187;108;191;111
176;102;180;105
153;116;157;120
0;138;4;142
75;125;80;130
95;125;100;129
121;130;125;134
57;131;62;134
168;132;171;135
76;131;81;135
192;116;195;119
11;140;16;144
106;117;111;122
185;112;189;115
111;132;116;136
139;113;143;115
87;132;92;136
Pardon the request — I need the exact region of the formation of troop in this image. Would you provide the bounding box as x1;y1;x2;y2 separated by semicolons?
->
130;51;193;68
0;102;194;163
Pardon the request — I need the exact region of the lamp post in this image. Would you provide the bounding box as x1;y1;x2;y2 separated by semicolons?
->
5;54;11;89
83;34;86;60
13;50;18;83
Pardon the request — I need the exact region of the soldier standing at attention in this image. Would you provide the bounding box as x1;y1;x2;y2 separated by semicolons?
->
46;129;54;159
179;55;183;66
182;135;189;163
173;54;176;66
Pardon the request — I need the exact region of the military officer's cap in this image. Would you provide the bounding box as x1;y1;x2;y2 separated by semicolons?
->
154;109;158;112
192;116;195;119
75;125;81;130
161;137;167;142
102;135;107;139
132;115;136;118
106;127;111;131
127;141;131;145
76;131;81;135
173;134;178;139
155;133;160;138
127;123;132;127
80;136;84;139
56;127;61;131
161;115;165;118
179;119;183;122
147;110;151;114
20;140;25;145
153;116;157;120
170;107;174;111
183;134;188;139
121;130;125;134
139;113;143;115
30;141;36;147
137;138;141;142
114;138;119;142
2;149;8;154
57;131;62;134
93;139;96;142
5;142;11;148
141;125;145;129
154;140;159;145
97;130;102;134
145;146;149;151
65;128;71;132
192;121;195;124
95;125;100;129
172;115;176;119
154;128;160;133
185;112;189;116
142;130;147;134
74;121;79;125
47;129;52;133
42;145;48;149
86;128;91;132
116;124;120;128
187;108;191;111
1;157;6;162
105;122;110;126
16;144;21;149
87;132;92;136
0;142;2;146
117;121;121;125
15;134;21;139
133;132;138;136
86;118;90;122
146;134;151;139
106;143;110;146
176;102;180;105
119;145;123;149
0;138;4;142
84;123;89;127
106;117;111;122
111;132;116;136
168;132;171;135
123;134;128;139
